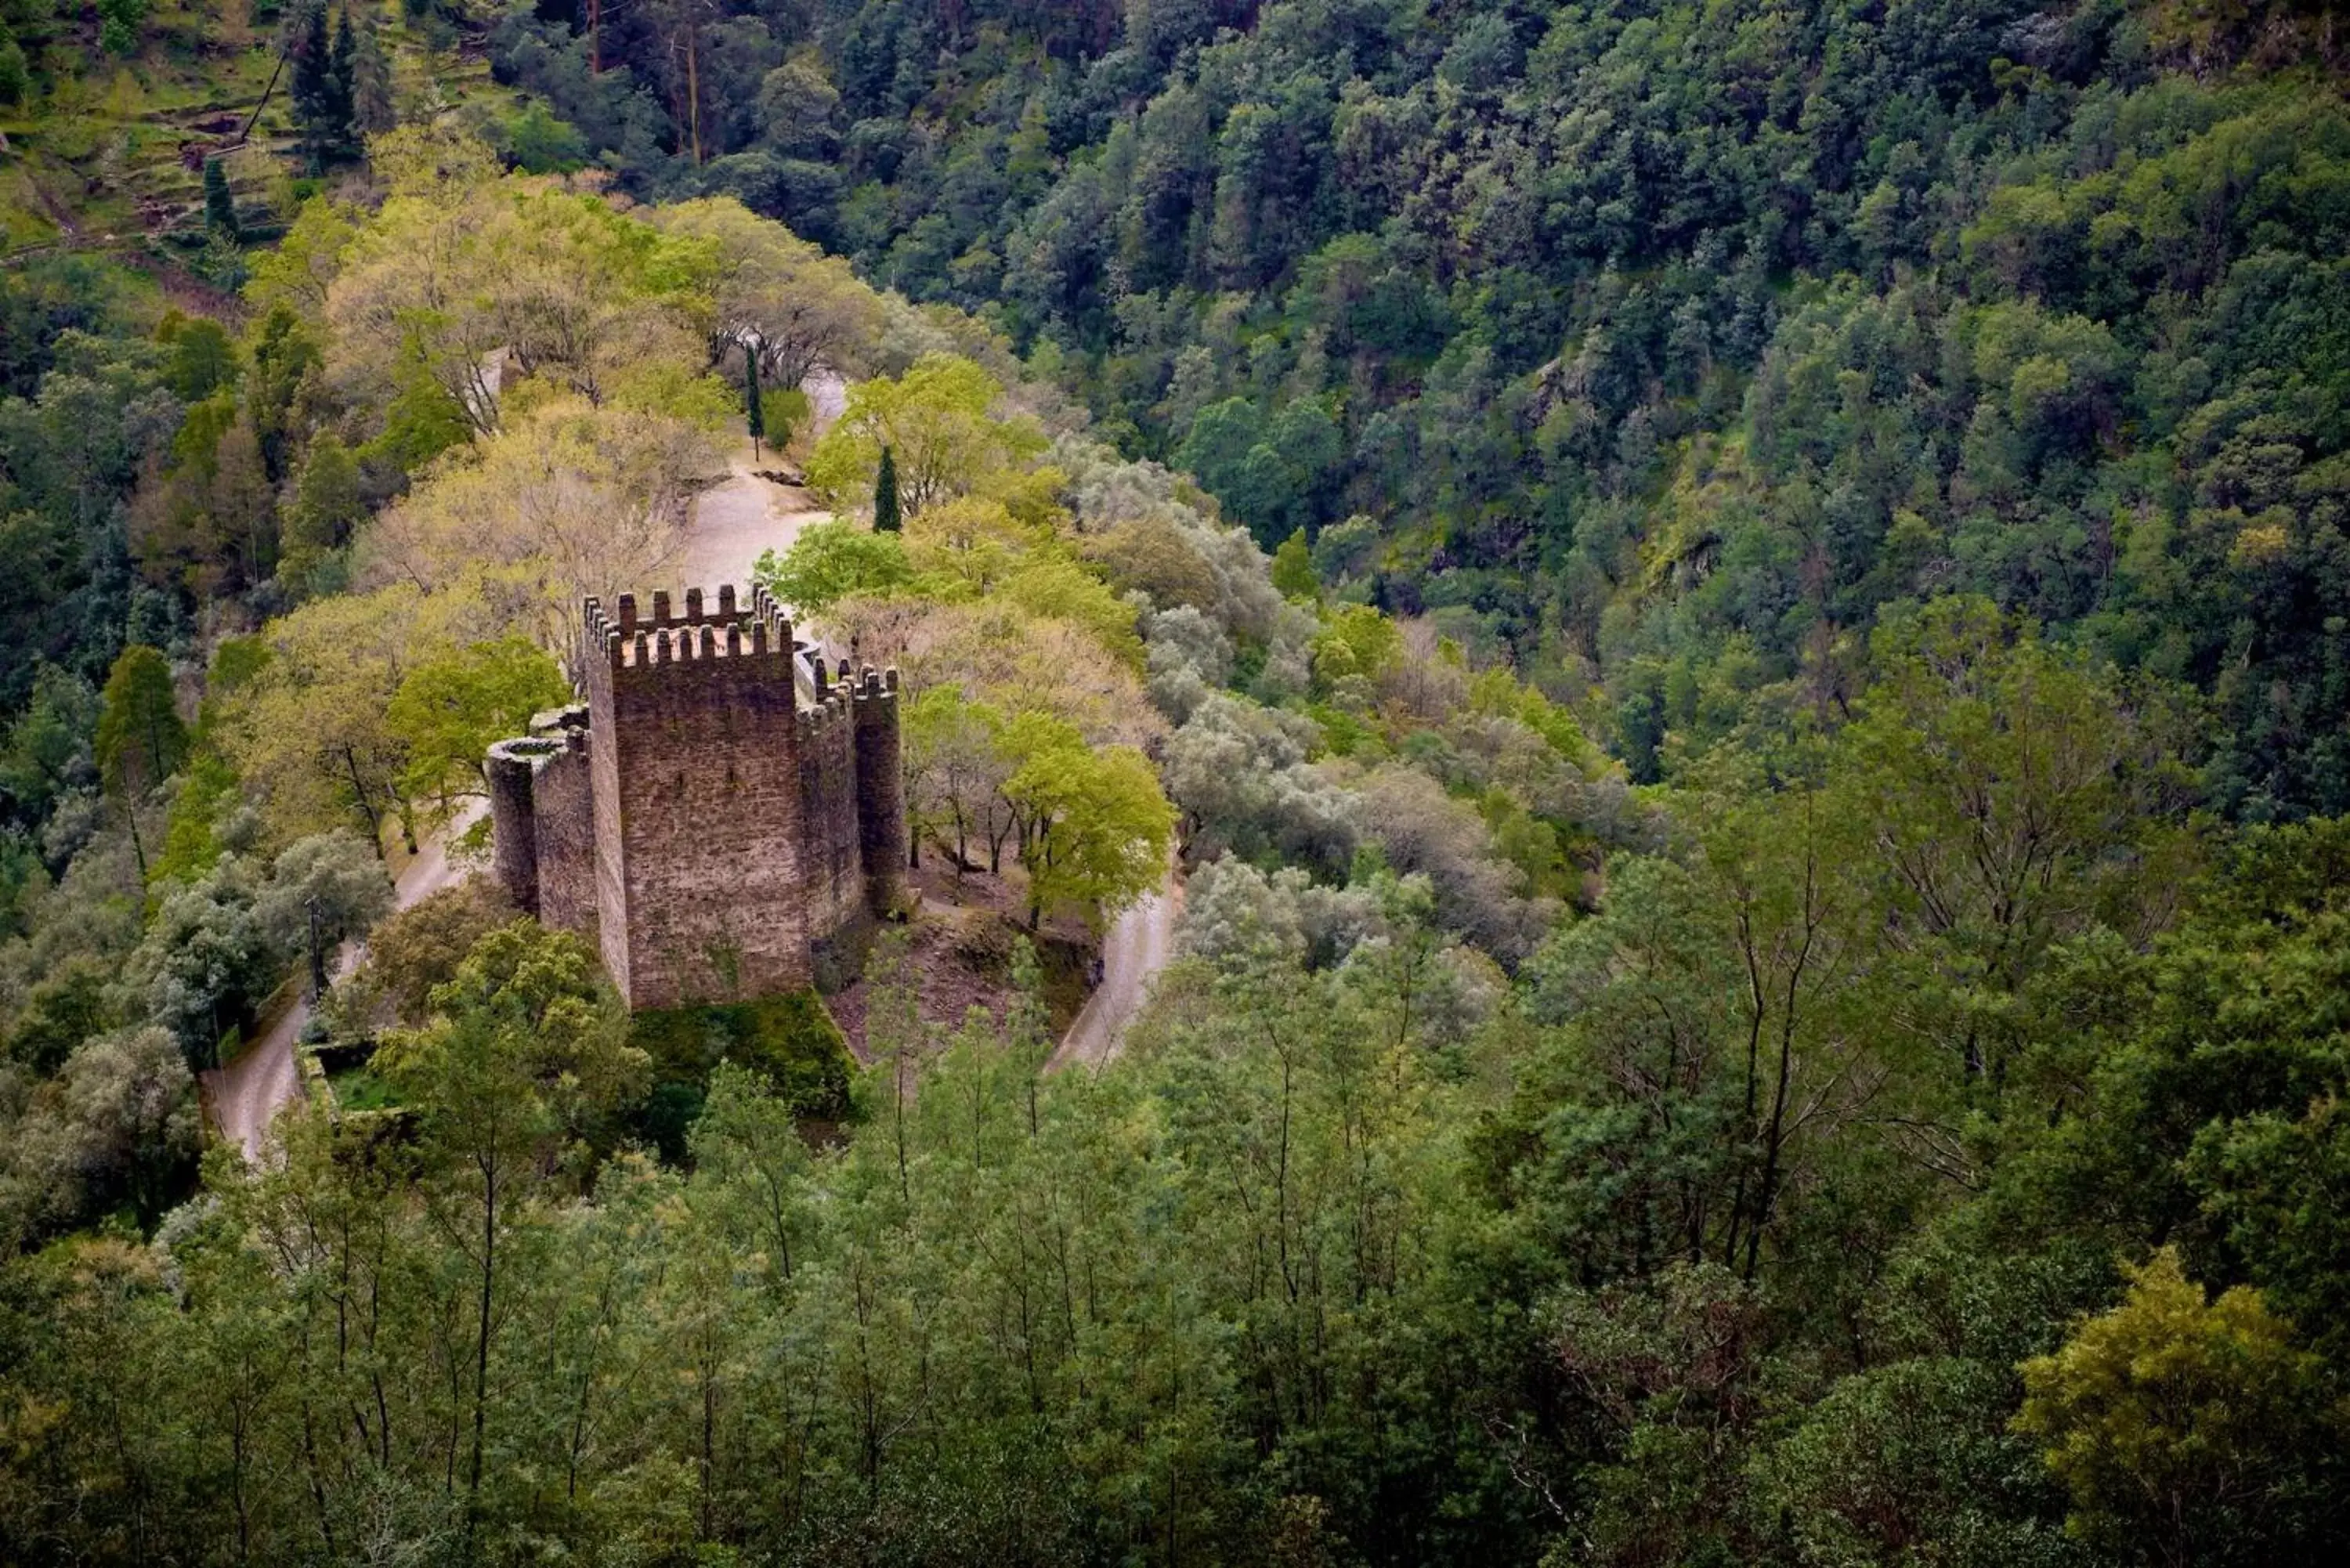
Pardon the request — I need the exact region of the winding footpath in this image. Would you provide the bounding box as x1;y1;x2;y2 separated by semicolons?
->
201;808;480;1161
1050;871;1184;1072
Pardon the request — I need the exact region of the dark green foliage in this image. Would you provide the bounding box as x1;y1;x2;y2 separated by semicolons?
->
94;0;145;56
627;990;855;1158
0;666;98;828
0;20;29;106
157;315;237;403
348;11;394;134
872;442;901;530
742;344;763;451
3;7;2350;1564
289;2;353;171
92;645;186;800
478;0;2350;812
201;157;237;240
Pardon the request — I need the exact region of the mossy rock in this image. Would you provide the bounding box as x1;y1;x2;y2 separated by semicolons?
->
627;991;855;1162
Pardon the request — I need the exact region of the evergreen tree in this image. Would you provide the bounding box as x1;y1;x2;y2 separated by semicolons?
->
289;3;351;172
0;20;29;108
95;645;187;802
349;14;396;135
1271;526;1318;602
201;157;239;241
290;4;330;132
743;347;765;459
327;9;356;158
873;444;902;532
283;433;364;568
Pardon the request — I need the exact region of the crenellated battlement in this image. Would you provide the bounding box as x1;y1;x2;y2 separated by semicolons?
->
584;585;799;677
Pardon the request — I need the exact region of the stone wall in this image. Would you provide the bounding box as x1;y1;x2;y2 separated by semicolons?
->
532;736;598;945
852;667;907;915
486;741;543;914
485;731;602;950
486;587;906;1013
592;588;808;1011
797;673;866;944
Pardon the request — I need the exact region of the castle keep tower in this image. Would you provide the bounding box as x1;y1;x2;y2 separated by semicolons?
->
486;585;906;1011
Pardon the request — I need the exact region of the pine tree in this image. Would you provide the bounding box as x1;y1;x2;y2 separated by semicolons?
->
873;446;902;533
349;15;396;135
203;157;240;241
327;9;357;159
96;645;190;802
0;21;29;108
744;348;765;460
291;5;329;132
290;4;350;172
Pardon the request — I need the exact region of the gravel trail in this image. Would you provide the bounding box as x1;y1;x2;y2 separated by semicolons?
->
678;370;843;595
201;808;481;1161
1050;868;1183;1072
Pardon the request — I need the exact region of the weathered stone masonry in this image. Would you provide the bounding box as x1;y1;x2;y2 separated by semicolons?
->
486;584;906;1011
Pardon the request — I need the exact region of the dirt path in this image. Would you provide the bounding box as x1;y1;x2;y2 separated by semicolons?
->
681;455;830;593
1050;867;1184;1072
201;807;482;1161
678;371;843;596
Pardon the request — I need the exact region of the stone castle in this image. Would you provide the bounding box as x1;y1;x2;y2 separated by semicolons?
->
485;584;906;1011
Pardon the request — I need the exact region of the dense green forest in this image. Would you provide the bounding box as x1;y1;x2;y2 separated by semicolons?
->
4;2;2350;1565
483;0;2350;812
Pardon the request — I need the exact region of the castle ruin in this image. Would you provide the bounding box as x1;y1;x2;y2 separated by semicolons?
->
485;584;906;1011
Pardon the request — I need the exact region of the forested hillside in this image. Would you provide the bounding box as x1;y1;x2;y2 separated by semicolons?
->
487;0;2350;812
4;2;2350;1566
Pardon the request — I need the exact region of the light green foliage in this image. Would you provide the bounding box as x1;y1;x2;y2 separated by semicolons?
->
1001;716;1175;927
2017;1249;2329;1566
384;637;570;819
1310;602;1403;694
149;637;268;887
804;354;1044;515
9;13;2350;1564
994;553;1144;667
752;518;912;614
376;919;645;1151
1270;526;1318;601
1828;598;2192;1087
900;682;1016;873
93;645;186;800
501;102;588;174
761;384;811;449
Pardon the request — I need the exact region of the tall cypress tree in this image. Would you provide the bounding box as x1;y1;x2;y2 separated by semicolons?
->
203;157;240;240
290;5;329;128
744;349;765;460
327;9;357;160
349;14;396;135
290;3;349;172
873;446;902;532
